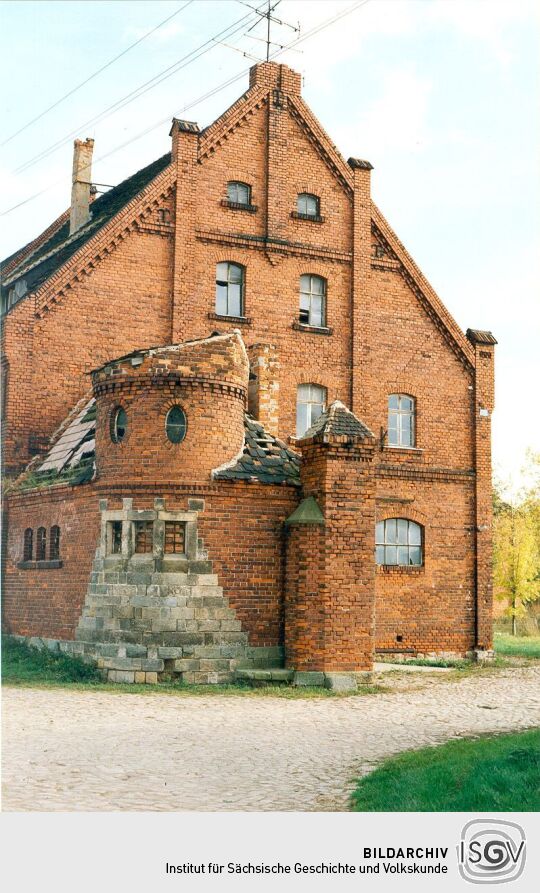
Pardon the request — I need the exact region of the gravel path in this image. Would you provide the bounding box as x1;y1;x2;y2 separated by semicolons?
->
3;667;539;812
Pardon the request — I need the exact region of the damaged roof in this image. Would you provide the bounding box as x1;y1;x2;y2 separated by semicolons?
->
214;415;301;486
18;403;300;490
1;152;171;302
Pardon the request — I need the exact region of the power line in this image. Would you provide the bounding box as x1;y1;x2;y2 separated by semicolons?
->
1;0;371;218
12;3;267;176
1;1;194;148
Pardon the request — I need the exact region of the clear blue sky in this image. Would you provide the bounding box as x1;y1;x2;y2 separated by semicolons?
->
1;0;538;489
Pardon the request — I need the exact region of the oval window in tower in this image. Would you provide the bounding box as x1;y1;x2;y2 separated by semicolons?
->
111;406;127;443
165;406;187;444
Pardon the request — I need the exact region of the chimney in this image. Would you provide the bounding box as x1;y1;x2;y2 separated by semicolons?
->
70;138;94;235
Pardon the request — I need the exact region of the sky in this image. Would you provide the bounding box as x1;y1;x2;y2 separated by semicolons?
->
0;0;538;491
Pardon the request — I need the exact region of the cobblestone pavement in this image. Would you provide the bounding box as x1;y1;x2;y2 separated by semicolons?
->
3;667;539;812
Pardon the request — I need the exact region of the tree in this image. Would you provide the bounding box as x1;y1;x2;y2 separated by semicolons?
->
493;452;540;634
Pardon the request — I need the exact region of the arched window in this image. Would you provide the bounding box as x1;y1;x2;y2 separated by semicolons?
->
23;528;33;561
111;406;127;443
297;193;320;218
215;262;244;317
376;519;422;566
296;383;327;438
36;527;47;561
50;525;61;560
388;394;415;447
227;181;251;206
165;406;187;444
299;274;326;327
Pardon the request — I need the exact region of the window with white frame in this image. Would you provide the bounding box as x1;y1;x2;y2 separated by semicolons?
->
388;394;415;447
215;262;244;317
227;181;251;205
375;518;423;566
297;193;320;217
299;274;326;327
296;383;327;438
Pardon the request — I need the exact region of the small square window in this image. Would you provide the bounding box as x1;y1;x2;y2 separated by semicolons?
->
134;521;153;554
164;522;185;554
227;182;251;205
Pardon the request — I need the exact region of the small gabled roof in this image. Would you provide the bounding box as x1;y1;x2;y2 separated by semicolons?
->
299;401;375;443
466;329;498;346
1;152;171;301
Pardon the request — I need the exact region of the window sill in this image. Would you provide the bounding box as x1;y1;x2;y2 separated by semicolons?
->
292;321;333;336
290;211;325;223
17;560;63;570
208;312;252;326
376;565;424;574
384;445;423;455
221;199;258;213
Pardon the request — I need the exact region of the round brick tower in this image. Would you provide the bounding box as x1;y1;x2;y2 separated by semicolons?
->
92;331;248;485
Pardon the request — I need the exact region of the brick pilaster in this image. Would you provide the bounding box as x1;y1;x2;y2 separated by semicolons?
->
349;158;373;416
467;329;497;650
247;343;279;436
171;119;200;343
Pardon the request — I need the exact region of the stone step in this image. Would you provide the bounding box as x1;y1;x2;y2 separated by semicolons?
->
235;668;293;684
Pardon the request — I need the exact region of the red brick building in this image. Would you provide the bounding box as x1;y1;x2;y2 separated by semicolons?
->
1;62;496;686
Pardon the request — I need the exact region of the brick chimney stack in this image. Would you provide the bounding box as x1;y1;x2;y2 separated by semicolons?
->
70;138;94;235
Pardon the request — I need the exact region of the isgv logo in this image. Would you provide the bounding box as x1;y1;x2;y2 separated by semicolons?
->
458;819;526;884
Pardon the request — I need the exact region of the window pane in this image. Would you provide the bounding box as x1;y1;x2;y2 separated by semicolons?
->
401;396;413;411
409;523;421;545
376;545;385;565
310;295;323;326
397;519;408;544
385;546;398;565
388;394;399;410
216;262;228;281
298;384;310;401
238;184;249;204
312;276;325;295
216;284;227;315
229;264;242;284
401;418;412;446
228;283;241;316
312;385;326;403
388;423;398;445
311;402;324;424
227;183;237;202
300;294;310;311
397;546;409;566
296;402;309;437
385;519;398;544
297;194;307;214
409;546;422;565
375;522;384;544
300;274;310;293
306;195;317;215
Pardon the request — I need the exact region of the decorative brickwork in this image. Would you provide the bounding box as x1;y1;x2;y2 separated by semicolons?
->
1;60;496;676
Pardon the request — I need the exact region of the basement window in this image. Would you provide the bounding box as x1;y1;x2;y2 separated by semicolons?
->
164;521;186;554
134;521;153;554
49;525;61;561
23;528;33;561
36;527;47;562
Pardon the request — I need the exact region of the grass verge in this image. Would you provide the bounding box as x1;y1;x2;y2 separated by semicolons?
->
494;633;540;659
351;729;540;812
1;636;385;698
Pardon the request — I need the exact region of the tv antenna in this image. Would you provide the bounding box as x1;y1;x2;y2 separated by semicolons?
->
238;0;300;62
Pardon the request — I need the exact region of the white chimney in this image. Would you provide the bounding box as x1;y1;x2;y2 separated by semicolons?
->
70;138;94;235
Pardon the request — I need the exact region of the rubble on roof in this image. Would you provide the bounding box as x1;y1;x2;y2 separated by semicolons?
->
213;415;301;486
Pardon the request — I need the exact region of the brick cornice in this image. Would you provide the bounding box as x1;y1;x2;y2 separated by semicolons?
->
31;165;175;317
196;228;351;264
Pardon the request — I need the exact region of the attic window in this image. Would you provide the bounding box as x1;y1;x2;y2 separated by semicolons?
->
227;181;251;205
297;193;320;218
6;279;28;310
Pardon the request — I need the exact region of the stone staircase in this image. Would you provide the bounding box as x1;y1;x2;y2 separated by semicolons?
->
75;551;250;684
